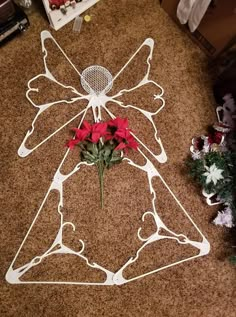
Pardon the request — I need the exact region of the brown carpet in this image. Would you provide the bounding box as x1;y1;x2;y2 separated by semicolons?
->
0;1;235;316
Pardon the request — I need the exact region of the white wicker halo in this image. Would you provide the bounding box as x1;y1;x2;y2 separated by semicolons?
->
81;65;113;96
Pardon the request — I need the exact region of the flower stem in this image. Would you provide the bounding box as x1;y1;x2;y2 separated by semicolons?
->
97;160;104;209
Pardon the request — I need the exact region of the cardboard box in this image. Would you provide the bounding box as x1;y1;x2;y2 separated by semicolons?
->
161;0;236;57
42;0;99;31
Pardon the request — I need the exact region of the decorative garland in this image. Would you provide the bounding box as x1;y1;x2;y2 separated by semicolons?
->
187;122;236;263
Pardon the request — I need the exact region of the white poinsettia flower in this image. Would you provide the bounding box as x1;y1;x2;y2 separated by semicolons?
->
202;144;210;153
213;207;234;228
191;150;201;160
203;164;224;185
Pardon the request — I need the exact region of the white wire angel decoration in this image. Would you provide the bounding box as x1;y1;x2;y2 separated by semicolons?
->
6;31;210;285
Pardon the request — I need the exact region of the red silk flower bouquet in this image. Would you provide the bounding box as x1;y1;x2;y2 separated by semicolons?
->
66;117;138;208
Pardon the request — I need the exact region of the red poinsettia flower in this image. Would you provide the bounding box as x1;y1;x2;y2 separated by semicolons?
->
115;128;131;140
89;122;108;143
104;132;113;141
66;121;91;149
115;134;138;152
108;117;135;143
66;138;80;149
69;121;109;146
71;127;89;141
108;117;128;130
81;120;92;133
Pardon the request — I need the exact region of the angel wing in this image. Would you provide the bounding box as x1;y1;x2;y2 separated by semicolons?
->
18;31;90;157
102;37;167;163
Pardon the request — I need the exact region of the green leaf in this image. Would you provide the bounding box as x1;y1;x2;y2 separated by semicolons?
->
110;156;122;162
81;150;97;163
104;148;111;159
86;143;99;157
229;256;236;264
98;141;103;151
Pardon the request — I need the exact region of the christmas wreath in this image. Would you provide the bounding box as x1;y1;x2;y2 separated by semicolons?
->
186;121;236;263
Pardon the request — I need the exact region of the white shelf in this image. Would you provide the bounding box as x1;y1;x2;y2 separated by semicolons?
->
42;0;99;31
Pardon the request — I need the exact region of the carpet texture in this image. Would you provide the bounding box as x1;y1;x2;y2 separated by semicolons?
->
0;1;235;316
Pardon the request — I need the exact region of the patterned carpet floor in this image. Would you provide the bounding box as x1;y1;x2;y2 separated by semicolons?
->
0;1;235;316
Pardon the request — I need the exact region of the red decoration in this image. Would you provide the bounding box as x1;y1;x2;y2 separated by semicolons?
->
66;117;138;152
66;118;138;208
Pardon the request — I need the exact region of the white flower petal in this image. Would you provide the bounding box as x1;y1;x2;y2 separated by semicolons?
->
203;164;224;185
213;208;234;228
